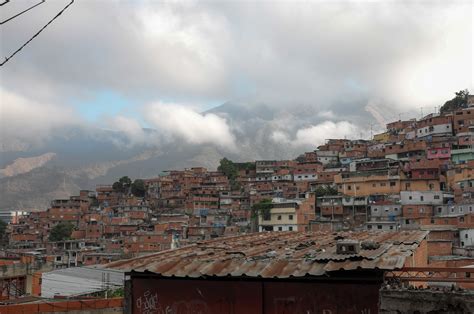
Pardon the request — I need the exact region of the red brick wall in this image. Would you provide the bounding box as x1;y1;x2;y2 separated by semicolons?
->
427;240;452;257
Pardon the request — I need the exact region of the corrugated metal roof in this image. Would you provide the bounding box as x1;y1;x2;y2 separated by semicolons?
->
41;267;124;298
106;231;428;278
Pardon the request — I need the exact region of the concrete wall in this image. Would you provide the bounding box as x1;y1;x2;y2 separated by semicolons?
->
400;191;443;205
380;289;474;313
460;229;474;248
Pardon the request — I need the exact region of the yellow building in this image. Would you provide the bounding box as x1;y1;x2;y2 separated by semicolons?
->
334;172;403;197
373;132;390;142
258;196;315;232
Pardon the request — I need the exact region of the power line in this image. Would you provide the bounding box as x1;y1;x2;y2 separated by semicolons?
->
1;0;45;25
0;0;74;67
0;0;10;7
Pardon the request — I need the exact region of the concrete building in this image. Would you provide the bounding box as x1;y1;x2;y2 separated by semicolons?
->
400;191;444;205
258;195;315;232
460;228;474;248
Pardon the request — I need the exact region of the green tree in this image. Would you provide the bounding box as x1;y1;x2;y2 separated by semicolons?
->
218;158;238;180
251;199;273;219
112;176;132;193
440;89;469;114
0;220;7;244
49;222;74;242
218;158;239;190
131;179;146;197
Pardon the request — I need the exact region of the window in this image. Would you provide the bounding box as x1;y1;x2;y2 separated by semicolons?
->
278;227;283;231
438;207;442;213
377;225;382;230
347;185;352;190
466;234;469;239
367;225;372;229
380;183;386;186
434;195;440;200
372;183;376;187
289;215;294;220
420;196;424;201
373;208;378;212
409;196;413;200
288;226;293;231
390;226;394;230
277;215;282;220
431;219;435;224
390;182;396;187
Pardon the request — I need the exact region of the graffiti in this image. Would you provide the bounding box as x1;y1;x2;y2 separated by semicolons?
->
136;290;161;314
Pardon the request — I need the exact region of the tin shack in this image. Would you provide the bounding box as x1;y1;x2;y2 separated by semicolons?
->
107;230;428;313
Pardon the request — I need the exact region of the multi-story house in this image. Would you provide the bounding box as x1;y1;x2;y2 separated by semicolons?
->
258;194;315;232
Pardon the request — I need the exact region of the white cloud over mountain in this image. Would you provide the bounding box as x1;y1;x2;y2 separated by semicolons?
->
0;1;472;153
144;102;236;150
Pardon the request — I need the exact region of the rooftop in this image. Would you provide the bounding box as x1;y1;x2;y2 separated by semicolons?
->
106;230;428;279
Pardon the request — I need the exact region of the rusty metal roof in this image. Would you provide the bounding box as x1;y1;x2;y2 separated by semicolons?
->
105;230;428;278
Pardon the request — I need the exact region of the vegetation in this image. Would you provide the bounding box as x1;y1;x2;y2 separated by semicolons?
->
251;199;273;219
0;220;7;244
218;158;254;191
131;179;146;197
440;89;470;114
49;222;74;242
112;176;132;193
107;288;124;298
314;185;338;197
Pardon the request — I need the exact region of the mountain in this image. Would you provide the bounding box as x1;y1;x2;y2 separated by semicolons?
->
0;100;375;211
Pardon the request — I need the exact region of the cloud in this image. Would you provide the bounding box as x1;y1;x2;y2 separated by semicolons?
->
144;102;236;150
0;1;472;154
0;89;78;151
271;121;366;148
105;115;152;147
1;1;472;110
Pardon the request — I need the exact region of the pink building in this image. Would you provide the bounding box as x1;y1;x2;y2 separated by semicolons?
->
426;147;451;160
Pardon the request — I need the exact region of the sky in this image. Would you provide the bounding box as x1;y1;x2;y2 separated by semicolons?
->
1;0;473;152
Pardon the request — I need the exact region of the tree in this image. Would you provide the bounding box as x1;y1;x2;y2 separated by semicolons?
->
112;176;132;193
440;89;469;114
251;199;273;219
218;158;256;191
49;222;74;242
131;179;146;197
218;158;238;180
218;158;239;190
0;220;7;244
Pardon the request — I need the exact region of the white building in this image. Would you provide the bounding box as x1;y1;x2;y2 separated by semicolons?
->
416;123;452;138
460;228;474;248
400;191;444;205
